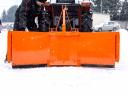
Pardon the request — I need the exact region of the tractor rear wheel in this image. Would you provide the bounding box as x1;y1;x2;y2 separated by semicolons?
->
38;22;49;32
38;10;51;32
80;13;92;32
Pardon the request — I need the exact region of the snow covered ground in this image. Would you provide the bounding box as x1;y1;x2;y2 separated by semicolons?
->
0;29;128;96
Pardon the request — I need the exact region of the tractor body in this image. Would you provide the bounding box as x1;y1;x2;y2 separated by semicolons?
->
7;0;120;68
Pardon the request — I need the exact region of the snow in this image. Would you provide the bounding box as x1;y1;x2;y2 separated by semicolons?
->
0;29;128;96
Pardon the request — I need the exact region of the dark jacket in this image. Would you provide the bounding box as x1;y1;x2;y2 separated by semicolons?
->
13;0;47;31
0;20;2;32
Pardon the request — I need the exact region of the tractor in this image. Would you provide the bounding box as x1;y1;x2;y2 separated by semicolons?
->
7;0;120;68
38;0;93;32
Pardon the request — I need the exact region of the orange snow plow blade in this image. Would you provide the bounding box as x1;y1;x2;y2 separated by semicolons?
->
7;31;120;68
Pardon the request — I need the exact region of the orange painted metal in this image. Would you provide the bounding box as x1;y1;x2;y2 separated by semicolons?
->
79;32;118;65
10;31;50;66
49;32;79;66
115;32;120;62
7;31;120;67
62;6;66;32
7;32;12;63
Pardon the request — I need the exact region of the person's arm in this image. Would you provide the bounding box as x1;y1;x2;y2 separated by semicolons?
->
17;0;31;29
36;1;44;6
36;0;45;6
36;0;47;6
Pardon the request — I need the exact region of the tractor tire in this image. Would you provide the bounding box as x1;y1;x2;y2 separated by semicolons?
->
38;10;51;32
98;28;102;32
80;14;93;32
38;22;49;32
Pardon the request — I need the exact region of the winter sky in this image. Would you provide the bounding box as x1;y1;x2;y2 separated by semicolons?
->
0;0;58;17
0;0;57;17
0;0;21;18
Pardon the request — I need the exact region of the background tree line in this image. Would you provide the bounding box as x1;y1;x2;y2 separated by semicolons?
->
92;0;128;21
1;0;128;22
1;5;18;22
